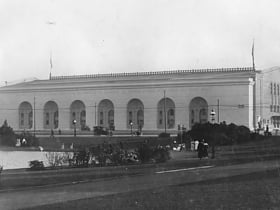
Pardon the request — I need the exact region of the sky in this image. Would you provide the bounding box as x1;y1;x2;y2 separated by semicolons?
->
1;0;280;85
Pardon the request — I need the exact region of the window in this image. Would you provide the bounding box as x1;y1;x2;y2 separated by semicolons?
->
159;111;163;125
20;113;24;126
46;113;49;125
28;112;33;128
128;111;132;124
99;112;103;125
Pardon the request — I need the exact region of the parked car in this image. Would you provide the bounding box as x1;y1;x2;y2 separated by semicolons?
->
93;126;109;136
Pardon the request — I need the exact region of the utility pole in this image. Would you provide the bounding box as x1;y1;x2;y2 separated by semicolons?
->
94;103;97;126
164;90;167;133
33;96;36;137
217;99;220;123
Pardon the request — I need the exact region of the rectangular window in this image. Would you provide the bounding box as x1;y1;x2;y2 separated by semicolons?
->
46;113;49;125
100;112;103;125
20;113;24;126
270;105;273;112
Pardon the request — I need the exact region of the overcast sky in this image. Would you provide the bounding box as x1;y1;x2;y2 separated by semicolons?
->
1;0;280;84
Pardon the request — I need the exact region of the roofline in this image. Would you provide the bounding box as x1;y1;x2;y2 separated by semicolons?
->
50;67;255;80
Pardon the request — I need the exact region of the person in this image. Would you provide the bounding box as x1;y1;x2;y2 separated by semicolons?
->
22;138;27;146
203;141;209;158
197;140;204;160
50;129;54;137
194;140;199;151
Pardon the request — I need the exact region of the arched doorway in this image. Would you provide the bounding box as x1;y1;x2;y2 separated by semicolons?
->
70;100;86;129
98;99;114;130
43;101;59;129
157;98;175;129
19;102;33;129
127;99;144;130
189;97;208;128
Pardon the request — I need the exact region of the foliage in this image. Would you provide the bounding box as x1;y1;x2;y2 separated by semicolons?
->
137;143;170;163
187;122;253;146
18;131;39;147
28;160;45;170
45;152;70;168
81;125;90;131
0;120;16;146
93;126;109;136
158;132;170;138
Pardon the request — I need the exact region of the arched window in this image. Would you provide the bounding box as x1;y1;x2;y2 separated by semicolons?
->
98;99;114;129
157;98;175;129
43;101;59;129
189;97;208;128
70;100;86;129
127;99;144;129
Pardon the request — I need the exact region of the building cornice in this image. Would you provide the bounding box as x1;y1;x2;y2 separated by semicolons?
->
49;67;255;81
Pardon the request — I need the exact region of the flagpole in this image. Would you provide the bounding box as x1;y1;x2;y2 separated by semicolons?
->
252;39;255;71
49;51;53;79
252;39;256;131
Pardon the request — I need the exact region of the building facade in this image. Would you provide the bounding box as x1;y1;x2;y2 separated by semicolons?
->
0;67;279;134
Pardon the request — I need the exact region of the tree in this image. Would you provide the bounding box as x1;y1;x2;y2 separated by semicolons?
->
0;120;16;146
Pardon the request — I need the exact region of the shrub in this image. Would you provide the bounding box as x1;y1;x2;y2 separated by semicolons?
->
187;122;253;146
81;125;90;131
158;132;170;138
152;147;170;163
18;131;39;147
0;120;16;146
137;143;170;163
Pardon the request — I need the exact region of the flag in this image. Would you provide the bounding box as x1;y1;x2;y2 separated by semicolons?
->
50;55;53;69
251;41;254;57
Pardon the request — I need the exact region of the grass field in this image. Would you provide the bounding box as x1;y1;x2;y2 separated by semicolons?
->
22;169;280;210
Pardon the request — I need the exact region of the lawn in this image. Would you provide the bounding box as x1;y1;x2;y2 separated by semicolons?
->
22;169;280;210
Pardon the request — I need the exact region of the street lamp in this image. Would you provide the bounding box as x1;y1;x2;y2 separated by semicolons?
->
73;119;77;137
210;109;216;123
210;109;216;159
130;122;133;136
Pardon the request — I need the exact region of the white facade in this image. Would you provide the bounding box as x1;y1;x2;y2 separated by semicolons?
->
1;67;276;134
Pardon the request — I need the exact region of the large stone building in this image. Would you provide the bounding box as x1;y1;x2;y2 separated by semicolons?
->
0;67;280;134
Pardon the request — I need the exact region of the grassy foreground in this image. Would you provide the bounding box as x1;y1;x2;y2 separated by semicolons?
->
22;169;280;210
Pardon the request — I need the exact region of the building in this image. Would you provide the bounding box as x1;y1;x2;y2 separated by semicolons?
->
0;67;279;134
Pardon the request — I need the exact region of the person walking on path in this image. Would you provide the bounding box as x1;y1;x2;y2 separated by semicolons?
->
197;140;204;160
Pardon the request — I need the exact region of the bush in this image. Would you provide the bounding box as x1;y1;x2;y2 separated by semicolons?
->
0;120;16;146
28;160;45;170
18;131;39;147
137;143;170;163
158;132;170;138
187;122;253;146
81;125;90;131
